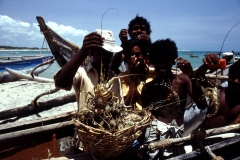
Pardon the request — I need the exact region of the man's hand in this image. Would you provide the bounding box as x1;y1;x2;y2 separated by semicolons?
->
176;57;194;77
137;33;150;42
203;53;219;69
130;54;144;68
119;28;128;44
82;32;104;55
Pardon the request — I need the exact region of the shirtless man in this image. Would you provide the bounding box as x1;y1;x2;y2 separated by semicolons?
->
141;39;207;159
195;54;240;129
110;15;152;74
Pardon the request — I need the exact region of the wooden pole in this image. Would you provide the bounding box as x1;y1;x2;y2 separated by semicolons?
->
0;93;76;120
141;123;240;151
0;121;73;142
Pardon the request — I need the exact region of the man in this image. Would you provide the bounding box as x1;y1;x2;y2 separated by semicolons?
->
54;29;123;150
110;15;152;74
195;54;240;129
141;39;207;159
54;29;122;110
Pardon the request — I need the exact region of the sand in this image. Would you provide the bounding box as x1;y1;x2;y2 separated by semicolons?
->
0;80;77;123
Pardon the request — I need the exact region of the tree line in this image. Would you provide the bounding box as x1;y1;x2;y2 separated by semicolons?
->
0;46;48;50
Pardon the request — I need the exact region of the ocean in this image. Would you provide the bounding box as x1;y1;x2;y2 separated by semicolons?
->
0;50;237;79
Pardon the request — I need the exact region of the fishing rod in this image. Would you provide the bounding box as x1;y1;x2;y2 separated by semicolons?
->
219;20;240;55
100;8;119;83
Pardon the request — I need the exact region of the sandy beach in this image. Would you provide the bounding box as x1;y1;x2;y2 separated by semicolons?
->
0;80;77;123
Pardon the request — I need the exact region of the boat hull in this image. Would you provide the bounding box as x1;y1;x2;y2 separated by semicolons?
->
0;56;53;83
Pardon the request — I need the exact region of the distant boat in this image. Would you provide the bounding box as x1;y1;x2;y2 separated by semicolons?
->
190;55;199;58
9;52;19;54
0;55;54;83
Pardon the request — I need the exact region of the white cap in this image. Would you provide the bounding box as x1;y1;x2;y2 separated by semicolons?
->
95;29;123;53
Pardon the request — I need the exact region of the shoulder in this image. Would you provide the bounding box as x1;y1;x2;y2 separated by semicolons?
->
177;73;190;84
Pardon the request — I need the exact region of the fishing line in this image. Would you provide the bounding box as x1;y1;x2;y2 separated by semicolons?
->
219;20;240;54
100;8;119;82
215;20;240;82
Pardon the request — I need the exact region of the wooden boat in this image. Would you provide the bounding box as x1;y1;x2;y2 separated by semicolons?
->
36;16;80;67
0;55;53;83
2;16;240;160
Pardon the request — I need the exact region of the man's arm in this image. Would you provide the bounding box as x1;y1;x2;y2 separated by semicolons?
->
176;58;207;110
54;32;103;89
195;54;219;88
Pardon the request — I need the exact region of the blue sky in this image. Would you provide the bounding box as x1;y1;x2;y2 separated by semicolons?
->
0;0;240;51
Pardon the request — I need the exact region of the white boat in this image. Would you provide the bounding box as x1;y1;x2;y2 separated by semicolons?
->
9;52;19;54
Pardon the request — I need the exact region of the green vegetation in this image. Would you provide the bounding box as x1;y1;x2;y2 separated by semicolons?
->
0;46;48;50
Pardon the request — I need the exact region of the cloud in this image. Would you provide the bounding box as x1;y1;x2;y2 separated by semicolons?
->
46;21;88;36
0;15;88;47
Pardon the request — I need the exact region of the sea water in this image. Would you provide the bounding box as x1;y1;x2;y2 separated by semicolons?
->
0;50;237;79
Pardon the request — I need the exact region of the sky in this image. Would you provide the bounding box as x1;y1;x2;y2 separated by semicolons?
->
0;0;240;51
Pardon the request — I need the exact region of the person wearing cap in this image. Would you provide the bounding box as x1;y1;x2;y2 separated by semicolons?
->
54;29;122;108
54;29;123;150
110;15;152;75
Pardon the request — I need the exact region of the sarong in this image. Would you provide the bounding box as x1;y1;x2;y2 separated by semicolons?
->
144;119;184;160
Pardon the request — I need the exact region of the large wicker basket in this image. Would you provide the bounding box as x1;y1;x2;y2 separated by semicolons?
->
73;109;151;158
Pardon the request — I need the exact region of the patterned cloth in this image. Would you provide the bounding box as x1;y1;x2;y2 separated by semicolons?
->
143;119;184;160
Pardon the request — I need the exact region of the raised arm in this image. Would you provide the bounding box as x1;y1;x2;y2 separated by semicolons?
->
195;53;219;88
176;57;207;109
54;32;103;89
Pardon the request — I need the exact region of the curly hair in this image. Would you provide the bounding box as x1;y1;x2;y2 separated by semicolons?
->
128;15;152;37
123;38;148;58
149;38;178;65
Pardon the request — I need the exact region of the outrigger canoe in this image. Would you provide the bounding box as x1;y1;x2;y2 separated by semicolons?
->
0;55;53;83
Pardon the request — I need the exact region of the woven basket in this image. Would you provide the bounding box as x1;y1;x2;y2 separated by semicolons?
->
73;109;151;158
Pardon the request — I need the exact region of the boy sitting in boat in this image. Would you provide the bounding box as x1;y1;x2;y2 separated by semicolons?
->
195;54;240;129
54;29;123;150
110;15;152;75
141;39;207;159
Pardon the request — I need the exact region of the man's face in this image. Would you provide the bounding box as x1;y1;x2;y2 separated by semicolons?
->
131;24;147;39
92;48;113;66
153;56;173;76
